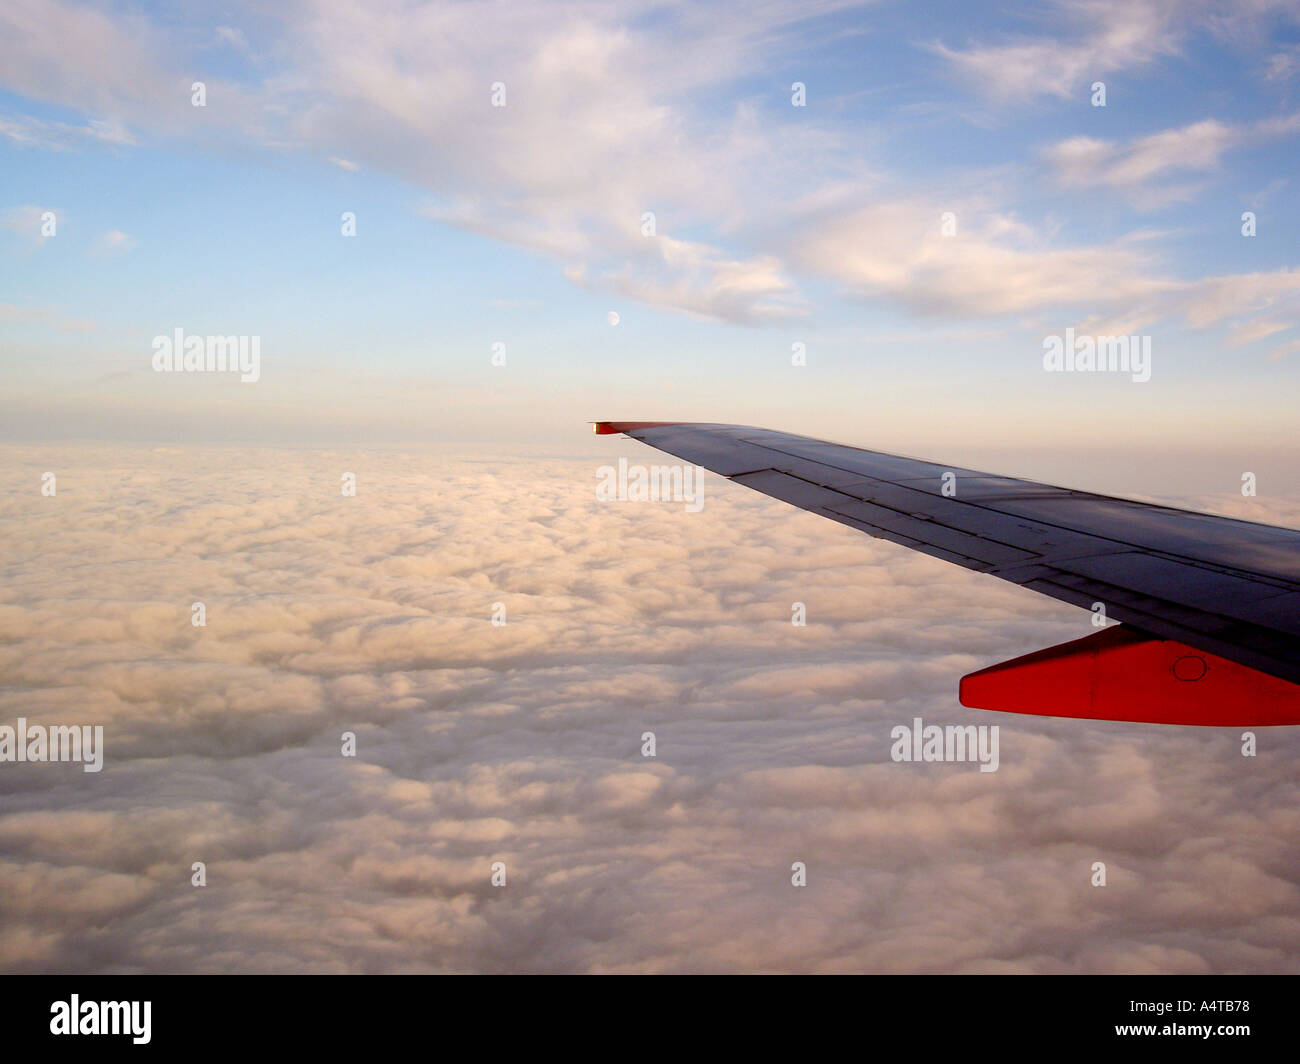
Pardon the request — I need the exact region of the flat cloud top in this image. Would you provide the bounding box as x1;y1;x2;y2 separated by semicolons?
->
1;443;1298;973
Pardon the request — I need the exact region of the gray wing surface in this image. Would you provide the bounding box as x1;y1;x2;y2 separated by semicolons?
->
597;421;1300;686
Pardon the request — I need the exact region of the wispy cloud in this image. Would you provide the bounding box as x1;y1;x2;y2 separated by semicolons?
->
1043;114;1300;207
1043;119;1235;207
0;0;1296;340
0;0;859;325
1263;44;1300;82
92;229;137;256
791;197;1169;318
214;25;249;52
0;112;135;150
0;204;60;244
0;301;95;332
791;194;1300;344
931;0;1186;103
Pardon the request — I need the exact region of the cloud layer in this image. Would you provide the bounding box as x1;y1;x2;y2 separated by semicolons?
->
1;443;1299;972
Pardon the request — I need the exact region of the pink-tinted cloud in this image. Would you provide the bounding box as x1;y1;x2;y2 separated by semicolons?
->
1;444;1298;972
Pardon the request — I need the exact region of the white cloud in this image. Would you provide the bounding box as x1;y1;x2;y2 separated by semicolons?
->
0;112;135;150
0;0;178;116
0;0;1294;337
214;26;249;52
0;204;59;245
1226;319;1290;347
934;0;1300;105
1;444;1298;972
1264;45;1300;82
791;194;1300;343
791;197;1172;318
0;0;268;141
93;229;137;256
1043;114;1300;207
1044;120;1233;199
0;0;851;325
565;235;807;326
1268;337;1300;361
931;0;1186;102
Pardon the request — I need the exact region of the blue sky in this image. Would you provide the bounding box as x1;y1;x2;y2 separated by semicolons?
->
2;0;1299;487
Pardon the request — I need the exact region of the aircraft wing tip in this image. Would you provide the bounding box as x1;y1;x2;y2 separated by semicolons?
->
591;421;681;435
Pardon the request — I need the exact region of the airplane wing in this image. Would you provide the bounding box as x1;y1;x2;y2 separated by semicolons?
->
594;421;1300;726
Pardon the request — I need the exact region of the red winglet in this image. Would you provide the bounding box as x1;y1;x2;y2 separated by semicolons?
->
959;625;1300;726
592;421;681;435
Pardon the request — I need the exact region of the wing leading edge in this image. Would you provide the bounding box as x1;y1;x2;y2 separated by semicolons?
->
595;421;1300;725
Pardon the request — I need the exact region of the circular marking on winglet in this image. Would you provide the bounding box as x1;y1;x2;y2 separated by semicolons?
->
1172;655;1208;682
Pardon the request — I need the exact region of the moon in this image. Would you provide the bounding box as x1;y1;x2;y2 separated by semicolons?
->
606;311;620;326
